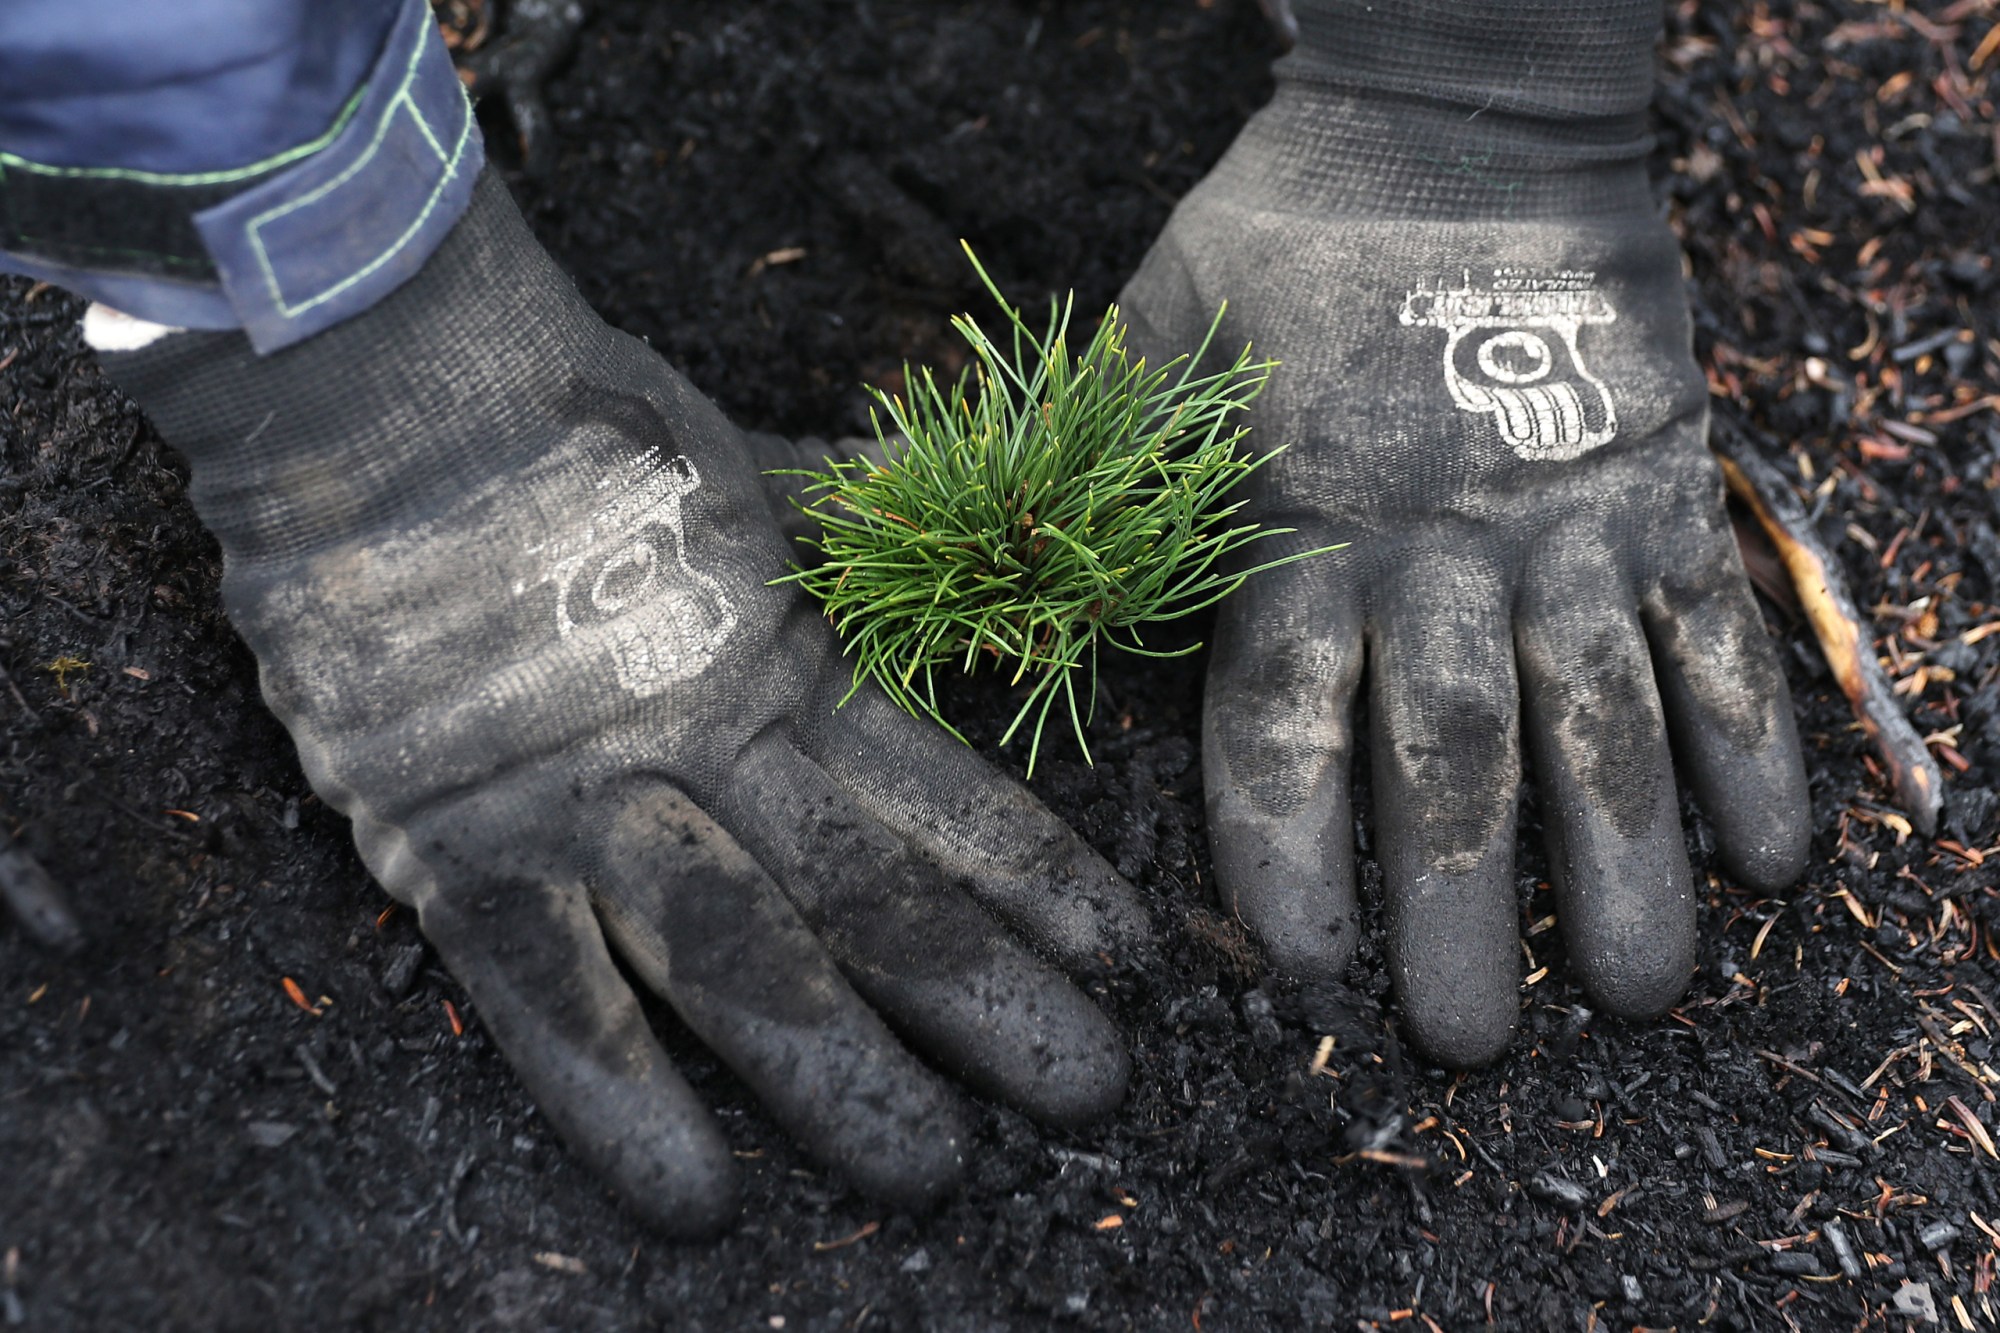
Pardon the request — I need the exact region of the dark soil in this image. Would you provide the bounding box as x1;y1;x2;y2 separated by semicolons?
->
6;3;2000;1329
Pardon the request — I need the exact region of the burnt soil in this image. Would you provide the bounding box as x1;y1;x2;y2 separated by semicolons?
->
7;3;2000;1329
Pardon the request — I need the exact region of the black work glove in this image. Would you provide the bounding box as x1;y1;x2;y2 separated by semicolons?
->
95;170;1151;1234
1121;0;1809;1065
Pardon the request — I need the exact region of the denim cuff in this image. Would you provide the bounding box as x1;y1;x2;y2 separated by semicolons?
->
0;0;484;352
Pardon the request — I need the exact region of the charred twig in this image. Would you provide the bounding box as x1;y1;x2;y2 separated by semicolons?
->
1755;1048;1842;1098
0;836;82;954
1256;0;1298;49
443;1151;479;1247
1916;1012;1997;1102
0;663;38;722
811;155;965;292
458;0;584;179
1710;414;1943;836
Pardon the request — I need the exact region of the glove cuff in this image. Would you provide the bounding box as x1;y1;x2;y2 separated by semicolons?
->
1282;0;1660;128
94;168;635;570
1236;0;1661;219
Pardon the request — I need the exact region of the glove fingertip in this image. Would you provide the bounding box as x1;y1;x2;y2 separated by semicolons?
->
418;879;744;1239
1257;913;1359;986
1209;825;1360;986
842;1107;969;1213
611;1130;744;1240
1710;781;1811;893
1403;998;1518;1071
1051;854;1159;964
934;961;1129;1131
1575;921;1696;1024
1034;1025;1132;1132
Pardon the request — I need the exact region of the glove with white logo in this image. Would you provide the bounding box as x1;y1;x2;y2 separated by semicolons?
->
96;170;1152;1234
1122;0;1809;1064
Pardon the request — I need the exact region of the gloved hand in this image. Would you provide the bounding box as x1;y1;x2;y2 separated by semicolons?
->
1121;0;1809;1064
94;169;1151;1234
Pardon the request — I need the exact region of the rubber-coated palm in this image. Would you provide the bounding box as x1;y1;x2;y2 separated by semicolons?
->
1122;83;1810;1066
99;171;1151;1234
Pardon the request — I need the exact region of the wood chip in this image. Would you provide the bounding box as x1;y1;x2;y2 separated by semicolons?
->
1751;912;1780;960
1948;1097;1998;1159
280;976;322;1016
812;1220;880;1253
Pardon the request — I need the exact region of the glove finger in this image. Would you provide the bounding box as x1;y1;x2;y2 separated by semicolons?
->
718;731;1130;1129
807;688;1154;972
1370;559;1521;1068
1202;557;1362;980
417;875;737;1237
1517;583;1694;1020
592;782;966;1210
744;431;887;550
1642;519;1810;891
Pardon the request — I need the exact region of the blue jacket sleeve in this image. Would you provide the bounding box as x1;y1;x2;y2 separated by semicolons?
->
0;0;486;352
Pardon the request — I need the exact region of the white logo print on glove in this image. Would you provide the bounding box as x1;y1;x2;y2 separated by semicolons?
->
1399;271;1619;462
529;452;739;696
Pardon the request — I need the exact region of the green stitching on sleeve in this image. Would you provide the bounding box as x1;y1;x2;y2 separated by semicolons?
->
241;34;474;320
0;86;366;188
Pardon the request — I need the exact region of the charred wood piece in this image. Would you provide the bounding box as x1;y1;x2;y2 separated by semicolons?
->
1711;414;1943;836
457;0;585;179
0;836;82;954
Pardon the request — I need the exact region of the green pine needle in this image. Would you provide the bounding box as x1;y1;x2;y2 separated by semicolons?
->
774;243;1344;775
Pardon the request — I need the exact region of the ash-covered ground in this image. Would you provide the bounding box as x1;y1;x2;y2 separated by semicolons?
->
5;3;2000;1329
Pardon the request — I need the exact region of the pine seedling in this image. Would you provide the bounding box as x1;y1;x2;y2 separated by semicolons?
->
777;245;1341;774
